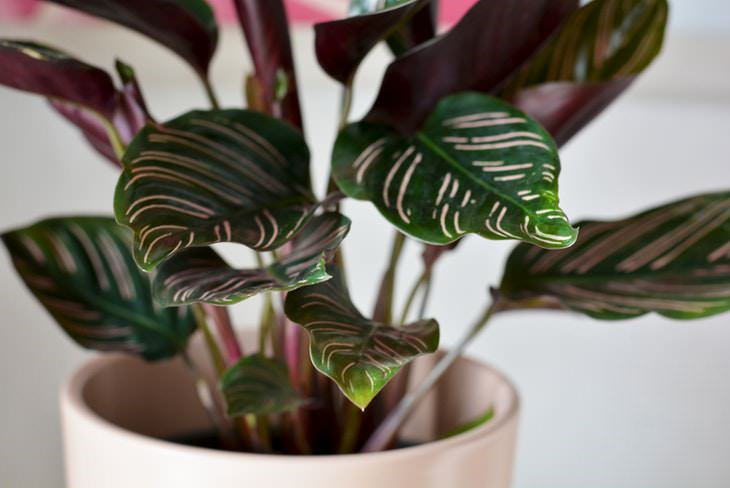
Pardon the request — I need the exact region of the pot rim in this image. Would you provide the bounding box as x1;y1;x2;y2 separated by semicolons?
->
61;352;520;464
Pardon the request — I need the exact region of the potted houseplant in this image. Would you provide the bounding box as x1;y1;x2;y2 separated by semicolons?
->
4;0;724;487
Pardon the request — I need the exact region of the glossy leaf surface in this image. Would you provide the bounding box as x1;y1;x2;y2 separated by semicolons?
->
153;213;351;306
504;0;669;146
501;192;730;320
0;40;117;117
2;217;195;360
233;0;302;129
47;0;218;75
285;267;439;409
366;0;579;133
115;109;315;270
334;93;577;248
221;354;305;417
315;0;429;83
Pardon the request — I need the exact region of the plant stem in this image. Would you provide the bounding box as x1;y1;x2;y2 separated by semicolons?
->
181;350;238;450
373;231;407;324
289;409;312;454
399;270;430;325
200;74;221;109
290;332;314;454
417;273;433;319
253;251;279;356
338;401;364;454
325;79;356;201
193;305;227;376
202;304;242;365
253;414;273;452
259;293;276;353
361;300;502;453
283;319;302;384
338;78;354;131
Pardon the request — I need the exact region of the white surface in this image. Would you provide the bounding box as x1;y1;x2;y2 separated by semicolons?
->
667;0;730;33
0;15;729;488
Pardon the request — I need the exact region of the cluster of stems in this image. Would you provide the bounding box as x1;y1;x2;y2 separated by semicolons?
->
171;57;501;456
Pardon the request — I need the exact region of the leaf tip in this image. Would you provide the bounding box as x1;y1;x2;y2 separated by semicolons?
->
531;215;579;250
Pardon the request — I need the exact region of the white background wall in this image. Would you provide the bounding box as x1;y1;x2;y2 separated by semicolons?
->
1;2;729;486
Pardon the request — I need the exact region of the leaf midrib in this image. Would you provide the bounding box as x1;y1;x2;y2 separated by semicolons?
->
512;267;729;289
415;132;540;219
75;287;185;348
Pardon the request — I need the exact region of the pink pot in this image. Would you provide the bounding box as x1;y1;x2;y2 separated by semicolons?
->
60;332;520;488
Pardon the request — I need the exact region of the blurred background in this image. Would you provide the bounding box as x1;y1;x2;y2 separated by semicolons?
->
0;1;729;486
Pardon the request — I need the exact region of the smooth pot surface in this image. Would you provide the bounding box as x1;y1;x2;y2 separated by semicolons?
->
61;331;520;488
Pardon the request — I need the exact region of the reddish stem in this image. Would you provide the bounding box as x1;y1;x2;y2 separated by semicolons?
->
232;0;303;131
284;318;302;385
202;304;243;364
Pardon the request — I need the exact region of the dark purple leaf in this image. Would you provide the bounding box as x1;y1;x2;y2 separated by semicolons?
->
511;80;634;147
315;0;430;84
0;40;154;166
46;0;218;76
503;0;668;146
50;100;120;164
48;60;153;166
233;0;303;130
0;39;117;117
366;0;579;133
386;0;438;55
113;60;153;142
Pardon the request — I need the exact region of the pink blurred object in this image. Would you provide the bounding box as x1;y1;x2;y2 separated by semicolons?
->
0;0;41;19
0;0;477;24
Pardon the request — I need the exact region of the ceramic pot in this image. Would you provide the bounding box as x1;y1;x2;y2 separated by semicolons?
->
60;331;520;488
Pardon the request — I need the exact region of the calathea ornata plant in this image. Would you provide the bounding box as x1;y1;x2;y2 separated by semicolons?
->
4;0;721;455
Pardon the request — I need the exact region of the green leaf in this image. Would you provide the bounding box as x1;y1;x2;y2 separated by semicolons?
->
441;407;494;440
1;217;195;360
153;212;351;306
114;109;315;271
500;192;730;320
503;0;669;145
47;0;218;76
285;266;439;410
220;354;305;417
333;92;578;249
